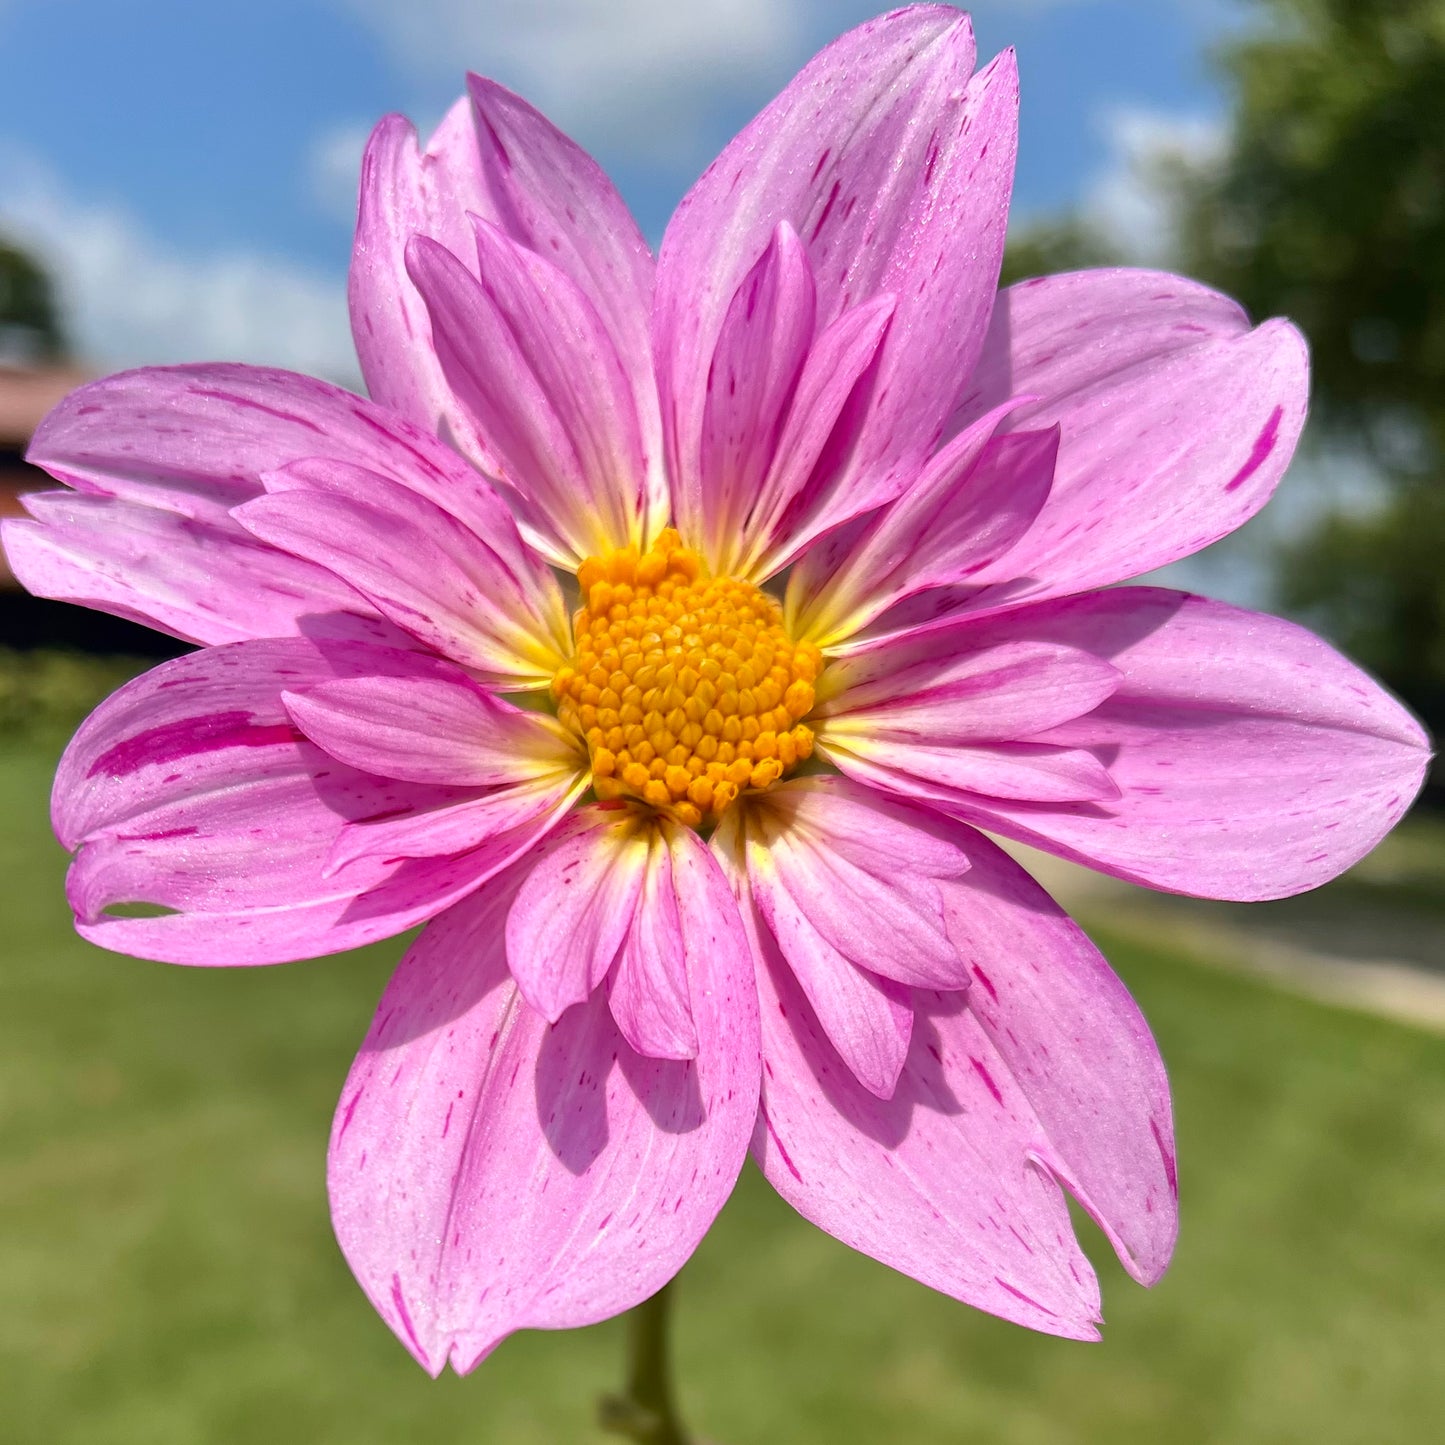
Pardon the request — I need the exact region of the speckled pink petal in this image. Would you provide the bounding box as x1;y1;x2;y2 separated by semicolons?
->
842;589;1430;900
55;639;519;965
234;463;564;688
937;828;1178;1286
948;271;1309;605
406;225;647;565
2;492;404;649
684;221;816;574
656;11;1016;543
788;405;1055;642
738;890;1103;1340
327;827;758;1375
607;826;698;1061
505;807;652;1021
734;777;973;992
283;660;576;787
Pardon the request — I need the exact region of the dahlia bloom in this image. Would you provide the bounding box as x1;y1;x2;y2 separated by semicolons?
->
4;5;1428;1375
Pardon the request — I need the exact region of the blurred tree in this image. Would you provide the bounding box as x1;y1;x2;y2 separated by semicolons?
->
1175;0;1445;780
999;218;1114;287
0;238;67;360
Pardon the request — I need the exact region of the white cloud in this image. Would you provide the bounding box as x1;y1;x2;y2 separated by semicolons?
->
0;144;356;381
307;121;372;224
338;0;805;162
1084;105;1227;265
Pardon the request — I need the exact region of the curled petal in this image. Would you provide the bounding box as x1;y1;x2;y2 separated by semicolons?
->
55;640;531;964
504;807;653;1021
328;830;758;1374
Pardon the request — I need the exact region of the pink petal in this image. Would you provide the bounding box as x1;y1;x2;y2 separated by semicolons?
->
504;807;652;1021
740;294;896;576
328;831;759;1374
938;829;1177;1285
283;662;577;787
234;463;564;687
685;221;816;573
843;589;1430;899
324;775;585;875
607;826;698;1061
405;225;646;565
349;105;497;475
948;270;1309;605
2;492;405;649
27;363;512;537
826;738;1121;805
656;13;1017;544
818;637;1122;741
734;777;973;992
55;639;532;964
741;895;1102;1340
788;403;1055;641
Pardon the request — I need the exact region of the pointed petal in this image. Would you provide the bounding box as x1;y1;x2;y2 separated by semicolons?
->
234;462;564;687
406;226;646;565
817;637;1122;742
939;829;1177;1285
737;778;972;992
789;404;1055;642
686;222;815;573
842;589;1431;899
947;268;1308;604
55;640;523;964
607;827;697;1061
283;661;577;787
657;13;1017;536
504;807;652;1020
2;493;404;649
328;830;758;1374
737;889;1102;1340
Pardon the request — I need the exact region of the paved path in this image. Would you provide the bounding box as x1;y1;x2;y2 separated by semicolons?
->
1005;845;1445;1035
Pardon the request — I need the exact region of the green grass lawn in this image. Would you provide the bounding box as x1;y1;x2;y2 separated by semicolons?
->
3;736;1443;1445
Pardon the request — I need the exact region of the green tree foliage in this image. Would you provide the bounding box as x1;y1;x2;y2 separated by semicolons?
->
0;238;66;359
1174;0;1445;777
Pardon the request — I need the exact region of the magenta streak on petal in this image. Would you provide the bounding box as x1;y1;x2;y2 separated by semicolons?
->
995;1278;1055;1315
183;387;327;433
88;712;301;778
971;1056;1005;1106
762;1107;803;1182
1225;405;1282;492
1151;1117;1179;1195
390;1274;424;1356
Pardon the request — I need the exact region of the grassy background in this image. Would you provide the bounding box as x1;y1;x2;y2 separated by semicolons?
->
3;734;1443;1445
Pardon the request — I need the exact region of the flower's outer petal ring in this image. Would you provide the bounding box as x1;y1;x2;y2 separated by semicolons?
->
736;884;1103;1340
328;825;759;1376
55;639;562;965
24;363;524;549
937;828;1178;1286
2;492;408;650
830;589;1431;900
949;271;1309;605
656;10;1017;548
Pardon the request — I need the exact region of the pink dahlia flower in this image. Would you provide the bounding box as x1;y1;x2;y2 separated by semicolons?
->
4;5;1429;1374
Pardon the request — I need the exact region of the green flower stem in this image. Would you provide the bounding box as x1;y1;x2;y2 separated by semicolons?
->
597;1280;692;1444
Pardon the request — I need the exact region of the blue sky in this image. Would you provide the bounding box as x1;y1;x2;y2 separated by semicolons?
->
0;0;1237;381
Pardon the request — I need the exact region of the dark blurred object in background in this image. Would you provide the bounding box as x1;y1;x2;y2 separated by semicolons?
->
0;236;181;660
1007;0;1445;800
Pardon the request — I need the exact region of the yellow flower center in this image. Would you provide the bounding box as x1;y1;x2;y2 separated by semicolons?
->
552;529;821;828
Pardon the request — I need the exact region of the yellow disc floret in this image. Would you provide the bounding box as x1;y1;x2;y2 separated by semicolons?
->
552;529;820;828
